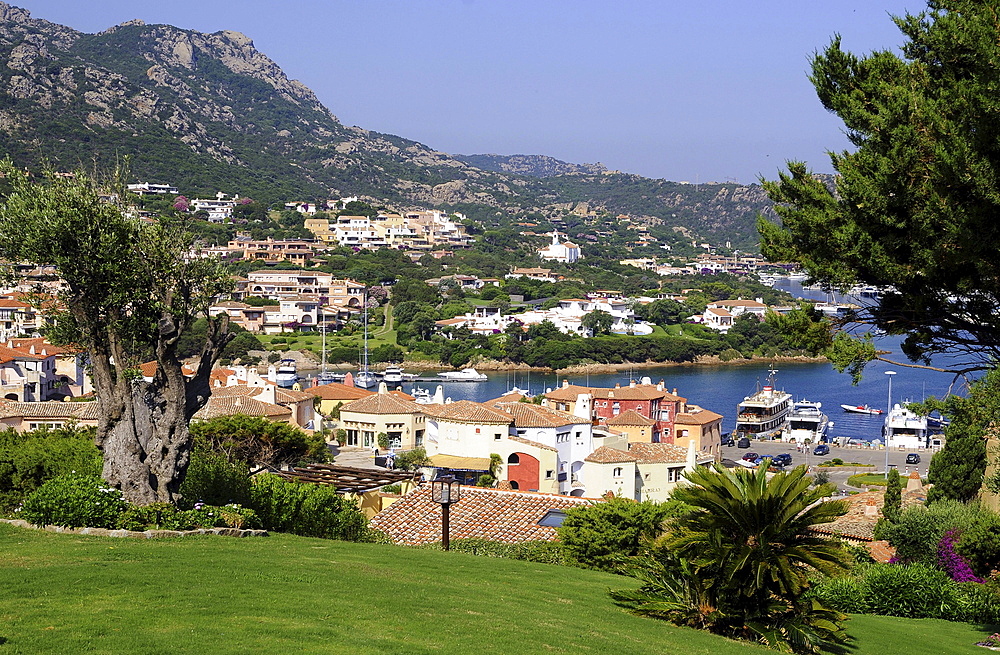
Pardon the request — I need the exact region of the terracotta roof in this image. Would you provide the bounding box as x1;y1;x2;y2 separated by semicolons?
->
675;408;724;425
711;299;767;308
605;409;656;426
369;485;594;545
309;382;375;401
341;392;423;416
0;344;49;364
545;383;683;403
484;391;526;405
628;442;690;464
9;338;76;356
192;396;292;421
808;489;926;542
491;402;589;428
422;400;512;425
428;454;493;470
508;435;558;452
585;446;638;464
139;361;197;379
0;400;100;420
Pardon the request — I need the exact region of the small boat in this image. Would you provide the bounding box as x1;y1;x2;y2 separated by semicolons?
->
275;359;298;388
782;400;831;444
314;371;341;386
840;404;883;415
439;367;488;381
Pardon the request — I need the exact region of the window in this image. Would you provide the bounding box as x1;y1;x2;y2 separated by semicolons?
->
538;509;567;527
545;470;554;480
507;453;520;465
494;433;502;441
475;428;480;434
415;430;424;447
613;467;623;478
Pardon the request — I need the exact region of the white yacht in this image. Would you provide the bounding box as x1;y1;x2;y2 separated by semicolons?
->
275;359;298;388
439;367;488;381
382;364;404;385
735;368;792;438
782;400;831;444
883;403;941;449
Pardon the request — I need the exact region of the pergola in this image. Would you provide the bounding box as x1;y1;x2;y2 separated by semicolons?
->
277;463;418;494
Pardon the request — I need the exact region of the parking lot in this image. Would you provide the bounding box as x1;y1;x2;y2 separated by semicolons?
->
721;439;933;491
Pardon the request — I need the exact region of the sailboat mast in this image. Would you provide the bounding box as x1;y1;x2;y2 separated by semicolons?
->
363;290;369;376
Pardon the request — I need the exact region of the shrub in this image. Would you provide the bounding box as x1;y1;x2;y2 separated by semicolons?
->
116;502;261;531
445;539;568;565
0;425;102;510
248;474;370;541
178;450;252;509
557;497;687;572
813;562;1000;624
191;415;328;467
874;499;986;567
19;474;127;529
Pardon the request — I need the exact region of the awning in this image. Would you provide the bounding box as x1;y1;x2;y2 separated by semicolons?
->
428;454;491;471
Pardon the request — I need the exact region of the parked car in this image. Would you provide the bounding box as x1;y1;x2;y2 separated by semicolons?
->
737;436;751;449
741;452;760;462
906;453;921;464
721;434;735;447
813;444;830;456
771;453;793;467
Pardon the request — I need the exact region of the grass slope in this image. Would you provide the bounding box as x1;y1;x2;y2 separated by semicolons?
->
0;524;993;654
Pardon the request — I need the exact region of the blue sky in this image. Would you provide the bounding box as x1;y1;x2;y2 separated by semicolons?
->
15;0;919;184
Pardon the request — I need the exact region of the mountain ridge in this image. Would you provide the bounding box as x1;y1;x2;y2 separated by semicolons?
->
0;2;774;249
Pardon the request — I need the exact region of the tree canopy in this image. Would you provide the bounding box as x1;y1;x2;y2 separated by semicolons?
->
0;161;232;504
759;0;1000;378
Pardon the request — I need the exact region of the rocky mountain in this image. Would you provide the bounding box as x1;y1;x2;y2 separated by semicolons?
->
0;3;774;248
452;153;609;178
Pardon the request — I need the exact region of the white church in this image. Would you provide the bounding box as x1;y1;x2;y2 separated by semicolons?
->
537;230;582;264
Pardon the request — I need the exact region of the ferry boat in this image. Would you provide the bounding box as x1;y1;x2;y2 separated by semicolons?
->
275;359;298;388
734;368;792;438
782;400;831;444
883;403;943;449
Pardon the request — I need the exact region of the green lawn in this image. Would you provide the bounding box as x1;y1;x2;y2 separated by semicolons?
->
0;524;994;654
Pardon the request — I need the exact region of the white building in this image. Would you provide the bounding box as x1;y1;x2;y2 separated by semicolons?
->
538;231;582;264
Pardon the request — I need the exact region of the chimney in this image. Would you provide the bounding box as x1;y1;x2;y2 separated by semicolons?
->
865;497;879;517
673;388;677;396
657;380;664;391
562;379;569;388
629;380;637;388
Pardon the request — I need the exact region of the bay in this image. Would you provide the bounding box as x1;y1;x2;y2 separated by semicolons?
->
397;278;968;443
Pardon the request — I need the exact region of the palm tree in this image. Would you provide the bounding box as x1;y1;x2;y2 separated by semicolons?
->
612;463;851;653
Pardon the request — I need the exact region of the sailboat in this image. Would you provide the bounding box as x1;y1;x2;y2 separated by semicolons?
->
354;293;377;389
314;317;339;386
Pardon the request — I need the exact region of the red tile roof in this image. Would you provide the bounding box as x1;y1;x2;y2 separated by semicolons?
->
422;400;512;425
369;485;595;545
584;446;638;464
309;382;375;401
490;402;590;428
341;392;423;416
628;442;690;464
605;409;656;426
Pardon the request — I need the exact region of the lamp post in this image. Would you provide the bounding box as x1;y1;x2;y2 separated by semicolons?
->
885;370;896;478
430;475;462;551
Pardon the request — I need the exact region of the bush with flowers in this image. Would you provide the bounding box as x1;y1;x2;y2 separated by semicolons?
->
19;473;128;529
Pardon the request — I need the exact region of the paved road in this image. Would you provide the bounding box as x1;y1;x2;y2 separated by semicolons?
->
722;440;934;491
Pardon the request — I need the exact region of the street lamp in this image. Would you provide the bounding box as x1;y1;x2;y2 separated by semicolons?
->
885;370;896;478
430;475;462;551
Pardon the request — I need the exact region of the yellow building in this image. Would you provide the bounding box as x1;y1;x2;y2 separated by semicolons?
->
674;404;724;460
339;389;426;451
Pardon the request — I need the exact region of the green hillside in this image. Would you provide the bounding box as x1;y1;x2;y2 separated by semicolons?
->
0;524;993;654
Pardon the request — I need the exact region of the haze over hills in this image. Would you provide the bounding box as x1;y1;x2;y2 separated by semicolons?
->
0;2;774;249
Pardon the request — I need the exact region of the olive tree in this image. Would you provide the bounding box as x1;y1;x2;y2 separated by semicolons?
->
0;161;232;504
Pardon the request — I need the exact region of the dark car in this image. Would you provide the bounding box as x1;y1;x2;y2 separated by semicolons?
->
721;434;735;447
737;436;751;449
906;453;921;464
741;452;760;462
813;444;830;456
771;453;793;467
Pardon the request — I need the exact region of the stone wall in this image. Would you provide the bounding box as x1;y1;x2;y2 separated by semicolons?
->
1;518;268;538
